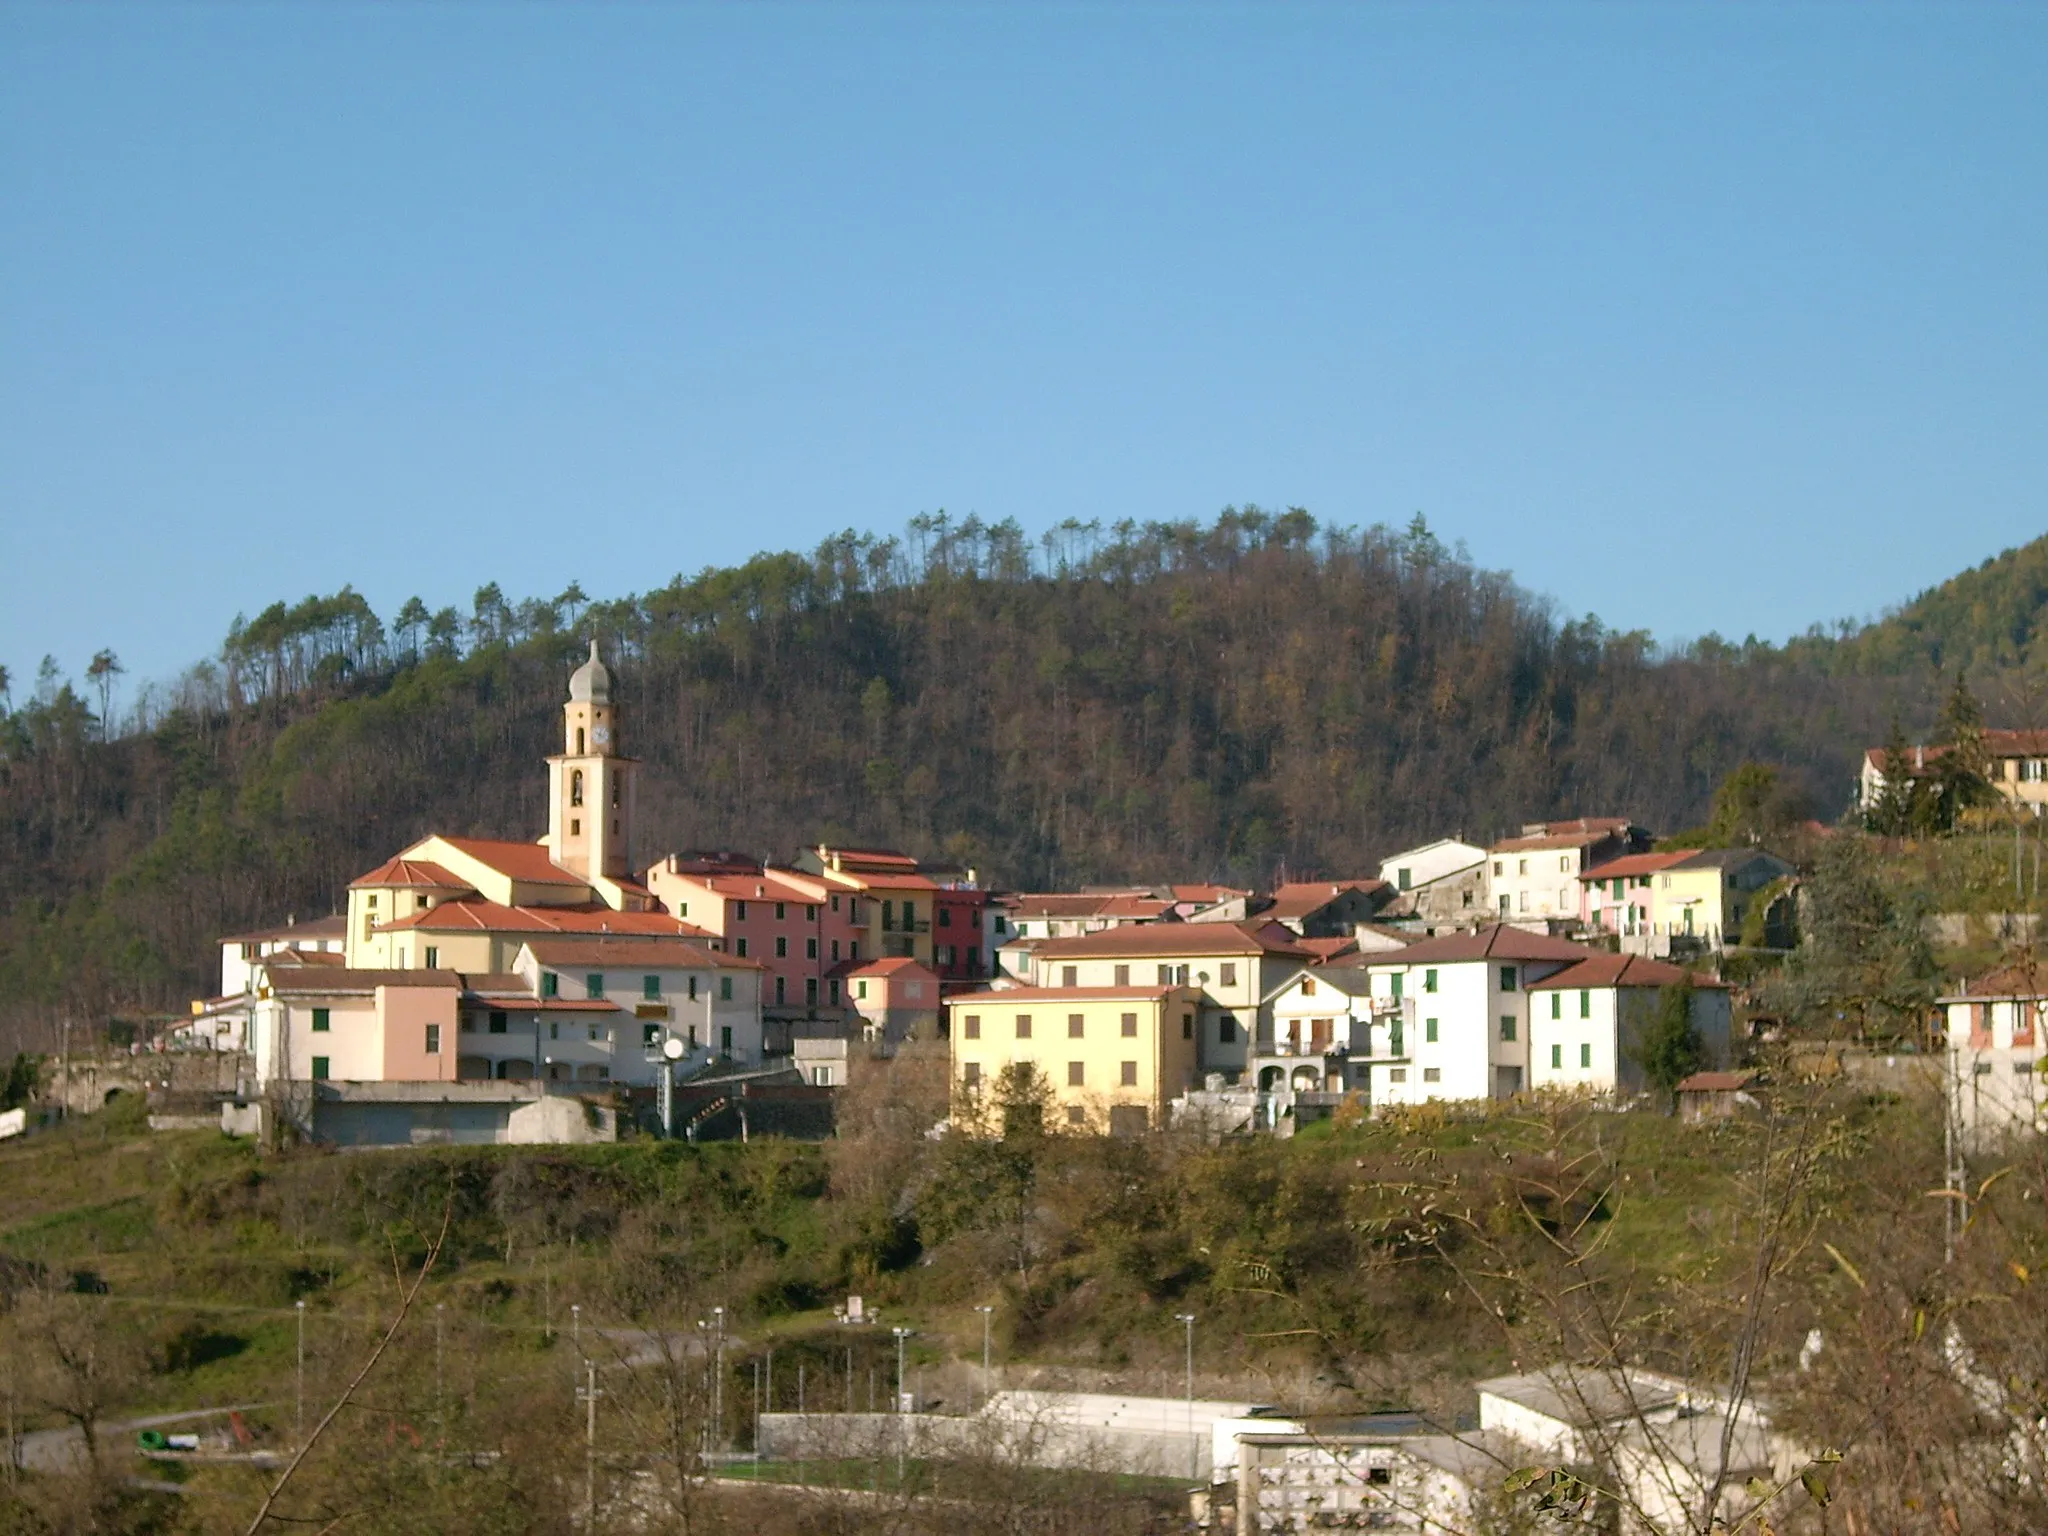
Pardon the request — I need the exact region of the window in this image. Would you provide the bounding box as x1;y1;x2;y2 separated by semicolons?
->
644;975;661;1000
1424;968;1438;993
1065;1105;1087;1126
424;946;439;968
1422;1067;1441;1083
1062;965;1078;988
1389;1068;1407;1083
829;979;841;1005
882;899;895;930
806;937;818;960
1219;1015;1237;1043
1518;858;1528;875
1560;855;1570;873
1397;867;1412;891
1121;1011;1138;1038
570;769;584;806
311;1007;331;1033
1579;989;1591;1018
831;895;841;912
775;936;788;958
1182;1012;1194;1039
1220;962;1237;987
542;972;559;998
806;904;818;920
570;820;580;835
1114;964;1130;986
1068;1014;1085;1038
939;907;952;928
586;973;605;1000
719;977;732;1001
422;1022;440;1055
1120;1060;1138;1086
1390;1022;1404;1055
735;938;749;958
1580;1042;1593;1069
1492;861;1503;876
1551;1043;1562;1068
720;1025;732;1054
687;975;699;1001
1068;1061;1086;1086
1390;972;1403;1000
1550;993;1561;1019
967;947;980;972
550;1021;560;1041
311;1056;330;1080
461;1013;477;1034
489;1011;508;1034
963;1061;982;1086
1500;1016;1517;1042
775;901;786;921
1301;977;1316;997
1016;1014;1033;1039
1425;1018;1438;1043
964;1014;981;1039
812;1065;834;1087
1517;892;1529;912
1499;966;1518;992
856;979;868;1000
775;977;786;1005
642;1023;660;1049
1157;964;1173;985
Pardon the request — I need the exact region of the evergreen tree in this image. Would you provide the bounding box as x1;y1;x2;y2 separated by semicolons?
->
1634;976;1703;1111
1929;671;1995;833
1865;716;1919;836
1762;833;1938;1044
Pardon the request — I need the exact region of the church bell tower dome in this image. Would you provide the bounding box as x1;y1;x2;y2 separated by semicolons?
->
568;639;612;704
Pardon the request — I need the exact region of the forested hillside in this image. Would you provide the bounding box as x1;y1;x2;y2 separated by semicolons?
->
0;510;2032;1050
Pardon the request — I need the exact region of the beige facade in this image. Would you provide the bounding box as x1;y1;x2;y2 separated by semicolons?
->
946;985;1201;1135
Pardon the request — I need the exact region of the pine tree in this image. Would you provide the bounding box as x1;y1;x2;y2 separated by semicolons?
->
1930;671;1994;833
1634;977;1703;1111
1865;715;1918;836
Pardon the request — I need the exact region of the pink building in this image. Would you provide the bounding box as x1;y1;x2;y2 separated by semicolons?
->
1578;850;1694;936
839;956;943;1042
644;854;866;1012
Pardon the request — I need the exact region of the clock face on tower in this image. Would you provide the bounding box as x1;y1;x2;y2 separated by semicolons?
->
591;725;611;747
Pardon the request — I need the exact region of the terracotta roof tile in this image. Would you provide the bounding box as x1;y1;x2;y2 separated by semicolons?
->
434;836;592;886
349;857;471;891
377;899;714;939
518;937;763;970
1035;922;1311;961
1369;925;1599;965
1525;953;1727;989
1580;851;1698;881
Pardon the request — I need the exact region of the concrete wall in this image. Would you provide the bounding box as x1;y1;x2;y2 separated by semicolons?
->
756;1410;1214;1479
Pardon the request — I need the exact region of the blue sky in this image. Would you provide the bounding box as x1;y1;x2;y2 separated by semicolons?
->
3;3;2043;708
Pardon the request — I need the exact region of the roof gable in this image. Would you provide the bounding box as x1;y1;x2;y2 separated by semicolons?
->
1371;925;1601;966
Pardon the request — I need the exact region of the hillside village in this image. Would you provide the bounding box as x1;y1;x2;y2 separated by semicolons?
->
95;642;2027;1167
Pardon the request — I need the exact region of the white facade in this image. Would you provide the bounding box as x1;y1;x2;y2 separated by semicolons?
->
1943;989;2047;1150
1527;976;1733;1097
1362;954;1557;1107
1487;845;1592;921
1030;941;1299;1076
510;944;765;1069
1376;839;1486;896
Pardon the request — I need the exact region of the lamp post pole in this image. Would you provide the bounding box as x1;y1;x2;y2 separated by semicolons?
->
294;1300;306;1446
974;1306;994;1405
892;1327;912;1485
1175;1312;1196;1482
712;1306;725;1452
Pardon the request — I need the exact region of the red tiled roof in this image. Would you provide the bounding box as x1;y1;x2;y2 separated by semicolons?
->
1170;884;1251;903
434;836;592;886
518;937;764;970
263;949;348;969
220;914;349;944
1295;937;1364;964
1491;822;1636;853
1940;964;2048;1002
349;857;471;891
1371;925;1599;965
1526;954;1727;989
1035;922;1311;961
843;956;939;978
1263;880;1390;920
1870;731;2048;777
944;986;1185;1004
1580;851;1698;881
265;968;463;994
376;899;713;939
661;868;822;903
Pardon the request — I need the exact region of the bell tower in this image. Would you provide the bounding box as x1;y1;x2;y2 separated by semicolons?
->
546;640;638;897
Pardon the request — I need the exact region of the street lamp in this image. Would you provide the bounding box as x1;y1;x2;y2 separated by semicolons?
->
712;1307;726;1451
892;1327;914;1485
1174;1313;1196;1482
974;1305;995;1404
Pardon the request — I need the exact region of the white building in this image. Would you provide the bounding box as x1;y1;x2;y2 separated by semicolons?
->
1941;966;2048;1149
1486;819;1649;924
1525;953;1732;1097
1362;926;1598;1106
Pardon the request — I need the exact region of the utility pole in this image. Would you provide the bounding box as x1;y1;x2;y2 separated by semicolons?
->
579;1359;601;1528
295;1300;306;1445
572;1303;581;1358
712;1307;725;1453
975;1305;994;1404
435;1304;446;1439
1175;1312;1196;1482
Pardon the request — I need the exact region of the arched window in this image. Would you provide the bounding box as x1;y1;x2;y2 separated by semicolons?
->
570;769;584;807
576;727;586;754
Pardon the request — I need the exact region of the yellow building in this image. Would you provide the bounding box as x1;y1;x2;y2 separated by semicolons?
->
944;984;1202;1135
792;845;939;965
1648;848;1793;949
340;645;708;974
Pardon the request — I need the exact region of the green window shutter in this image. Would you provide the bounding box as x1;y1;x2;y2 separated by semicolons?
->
311;1008;330;1033
586;973;604;1000
542;972;558;998
1424;968;1437;993
1500;966;1517;992
311;1056;330;1081
1500;1016;1516;1042
1550;994;1560;1020
1425;1018;1438;1043
720;976;733;1001
1390;973;1403;1000
1550;1044;1561;1069
1580;1042;1592;1069
643;974;660;1000
1579;989;1591;1018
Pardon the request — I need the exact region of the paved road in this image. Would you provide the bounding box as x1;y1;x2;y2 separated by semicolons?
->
11;1403;269;1473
